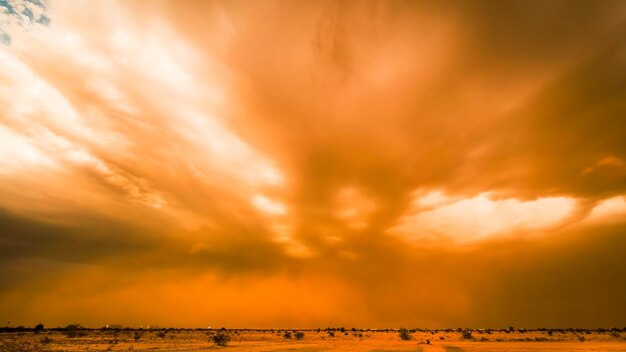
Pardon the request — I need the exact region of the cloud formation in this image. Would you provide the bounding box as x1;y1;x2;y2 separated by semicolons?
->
0;0;625;328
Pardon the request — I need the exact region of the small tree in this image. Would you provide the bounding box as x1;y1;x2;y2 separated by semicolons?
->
34;323;44;334
211;332;230;346
294;331;304;340
398;328;412;341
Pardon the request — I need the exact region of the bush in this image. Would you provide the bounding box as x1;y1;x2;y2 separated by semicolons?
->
40;336;53;344
212;332;230;346
283;331;292;339
294;331;304;340
34;323;44;334
134;331;143;342
62;324;86;338
461;330;473;340
398;328;412;341
327;331;335;337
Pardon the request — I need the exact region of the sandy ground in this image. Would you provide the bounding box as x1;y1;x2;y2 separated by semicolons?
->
1;329;625;351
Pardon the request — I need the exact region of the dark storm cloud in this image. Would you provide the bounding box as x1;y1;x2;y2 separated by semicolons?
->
0;210;147;263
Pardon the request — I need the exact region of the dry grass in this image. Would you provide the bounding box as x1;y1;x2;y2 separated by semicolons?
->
1;328;625;351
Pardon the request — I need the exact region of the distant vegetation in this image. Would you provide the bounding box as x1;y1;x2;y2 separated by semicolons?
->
398;327;412;340
211;332;230;346
460;329;473;340
61;324;87;338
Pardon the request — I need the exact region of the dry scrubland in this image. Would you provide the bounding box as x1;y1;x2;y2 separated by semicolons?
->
1;327;626;352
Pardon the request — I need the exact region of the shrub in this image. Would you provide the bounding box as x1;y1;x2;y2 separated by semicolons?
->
461;330;473;340
283;331;292;339
398;328;412;341
294;331;304;340
327;331;335;337
34;323;44;334
62;324;86;338
212;332;230;346
40;336;53;344
134;331;143;342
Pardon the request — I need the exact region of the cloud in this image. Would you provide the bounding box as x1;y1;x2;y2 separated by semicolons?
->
389;191;576;244
0;0;625;328
586;196;626;223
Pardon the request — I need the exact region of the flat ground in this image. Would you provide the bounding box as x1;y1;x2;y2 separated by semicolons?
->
1;329;625;351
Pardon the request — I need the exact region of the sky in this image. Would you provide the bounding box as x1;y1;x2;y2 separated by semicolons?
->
0;0;626;329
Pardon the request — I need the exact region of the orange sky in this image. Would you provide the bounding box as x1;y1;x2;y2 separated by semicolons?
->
1;0;626;329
